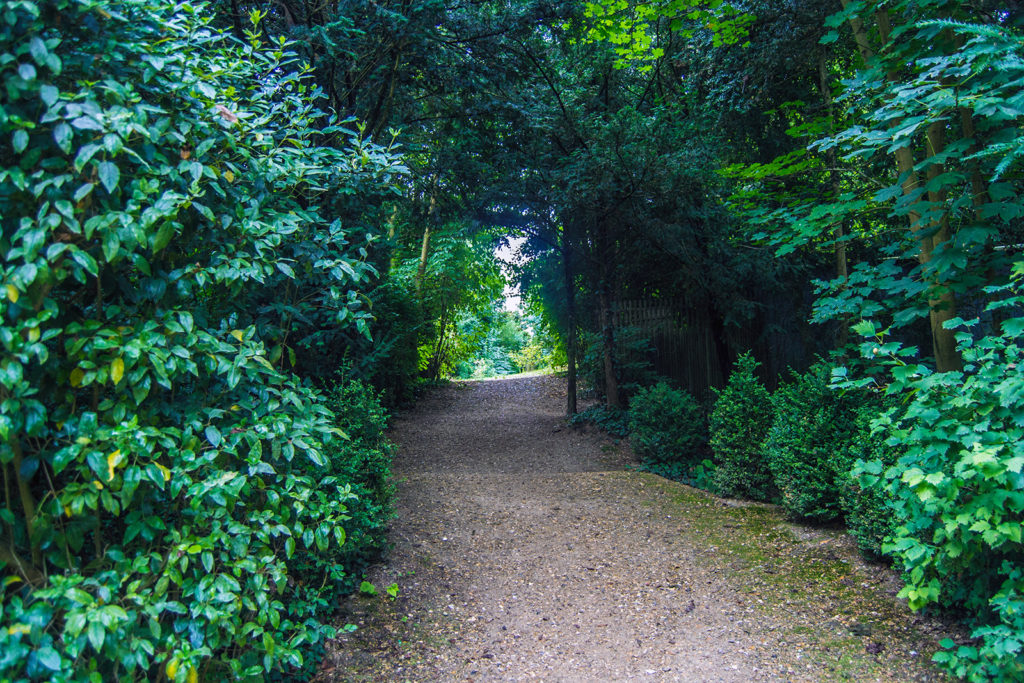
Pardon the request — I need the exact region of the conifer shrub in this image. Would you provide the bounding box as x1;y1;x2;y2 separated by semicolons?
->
764;364;864;522
709;352;774;500
628;382;707;479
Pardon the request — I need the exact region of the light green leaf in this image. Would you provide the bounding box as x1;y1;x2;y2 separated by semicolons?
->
40;84;59;107
74;144;102;172
98;161;119;193
28;37;48;64
12;130;28;154
87;621;105;652
35;646;62;671
851;320;877;337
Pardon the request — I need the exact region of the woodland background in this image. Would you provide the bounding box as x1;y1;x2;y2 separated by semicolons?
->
2;0;1024;680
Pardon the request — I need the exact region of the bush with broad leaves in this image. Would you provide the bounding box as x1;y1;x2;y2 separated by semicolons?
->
0;0;402;679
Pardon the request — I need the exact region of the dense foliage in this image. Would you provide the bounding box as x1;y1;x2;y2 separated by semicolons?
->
0;0;399;678
841;404;902;560
578;1;1024;678
845;268;1024;681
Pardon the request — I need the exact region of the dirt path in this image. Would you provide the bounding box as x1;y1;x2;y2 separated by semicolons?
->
317;375;956;682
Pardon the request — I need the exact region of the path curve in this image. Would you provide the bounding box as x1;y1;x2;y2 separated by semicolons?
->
318;375;953;682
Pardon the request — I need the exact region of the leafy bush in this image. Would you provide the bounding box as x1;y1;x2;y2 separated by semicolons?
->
335;279;421;408
628;382;707;473
843;266;1024;681
510;341;552;373
314;377;395;595
568;405;631;438
709;352;774;500
0;1;400;680
764;363;866;522
842;402;901;559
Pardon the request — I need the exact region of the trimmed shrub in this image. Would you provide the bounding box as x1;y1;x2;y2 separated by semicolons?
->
629;382;707;478
764;364;864;522
709;352;774;500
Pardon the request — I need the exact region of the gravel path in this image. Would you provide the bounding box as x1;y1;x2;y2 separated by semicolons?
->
317;375;956;682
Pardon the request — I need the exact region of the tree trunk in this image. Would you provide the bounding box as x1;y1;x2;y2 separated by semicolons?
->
428;303;450;380
844;4;962;370
839;0;874;63
598;285;621;409
959;108;990;214
818;53;850;349
387;204;399;273
594;217;622;409
416;223;432;299
922;121;962;371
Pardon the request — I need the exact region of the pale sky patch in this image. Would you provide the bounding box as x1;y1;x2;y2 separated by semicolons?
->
495;236;527;312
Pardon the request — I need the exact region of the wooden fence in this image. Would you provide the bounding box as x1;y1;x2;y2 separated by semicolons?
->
612;299;726;399
610;295;818;398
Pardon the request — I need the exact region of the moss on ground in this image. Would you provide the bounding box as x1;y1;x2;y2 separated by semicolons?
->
638;472;953;681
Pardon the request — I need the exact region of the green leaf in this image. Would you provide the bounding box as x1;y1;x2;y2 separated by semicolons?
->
69;185;92;205
851;320;877;337
874;183;904;203
1001;317;1024;338
87;621;105;652
69;249;99;277
40;84;59;107
151;222;175;253
98;161;119;193
70;116;103;132
29;37;48;64
53;122;72;154
205;426;221;447
34;646;62;671
12;130;28;154
102;231;120;262
74;143;102;172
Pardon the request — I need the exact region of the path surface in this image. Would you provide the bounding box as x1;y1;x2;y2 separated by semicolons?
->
318;375;955;682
